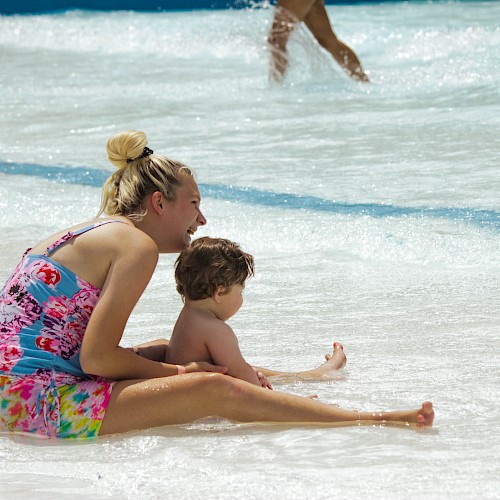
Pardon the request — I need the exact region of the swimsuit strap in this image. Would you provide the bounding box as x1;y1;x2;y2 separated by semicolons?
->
44;220;127;256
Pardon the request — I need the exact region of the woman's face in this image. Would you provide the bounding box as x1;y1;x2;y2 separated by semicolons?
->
162;176;206;253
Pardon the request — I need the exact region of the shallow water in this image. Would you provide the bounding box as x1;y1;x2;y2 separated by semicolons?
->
0;2;499;499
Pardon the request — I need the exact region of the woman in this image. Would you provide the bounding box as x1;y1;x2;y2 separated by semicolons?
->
268;0;369;82
0;130;433;439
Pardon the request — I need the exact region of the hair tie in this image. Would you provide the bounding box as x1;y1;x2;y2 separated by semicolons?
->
127;146;154;163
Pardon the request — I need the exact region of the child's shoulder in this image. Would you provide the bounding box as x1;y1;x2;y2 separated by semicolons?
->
178;305;231;334
201;311;233;334
194;309;236;339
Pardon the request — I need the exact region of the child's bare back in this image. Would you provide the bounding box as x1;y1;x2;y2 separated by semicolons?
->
165;237;263;387
166;306;216;365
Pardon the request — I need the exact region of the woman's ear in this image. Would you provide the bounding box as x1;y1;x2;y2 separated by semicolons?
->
150;191;164;215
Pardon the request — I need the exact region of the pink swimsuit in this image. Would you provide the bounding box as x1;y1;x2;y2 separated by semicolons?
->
0;221;122;439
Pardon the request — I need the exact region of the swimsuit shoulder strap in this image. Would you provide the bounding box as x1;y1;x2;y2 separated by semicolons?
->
44;220;127;256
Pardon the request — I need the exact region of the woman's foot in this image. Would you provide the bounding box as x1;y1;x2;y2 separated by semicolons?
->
416;401;434;427
362;401;435;427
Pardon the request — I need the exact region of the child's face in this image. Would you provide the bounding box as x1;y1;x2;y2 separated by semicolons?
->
218;283;245;321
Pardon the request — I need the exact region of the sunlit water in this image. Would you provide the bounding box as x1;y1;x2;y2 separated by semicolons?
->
0;1;499;499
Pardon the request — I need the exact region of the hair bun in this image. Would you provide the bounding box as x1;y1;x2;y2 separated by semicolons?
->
106;130;148;169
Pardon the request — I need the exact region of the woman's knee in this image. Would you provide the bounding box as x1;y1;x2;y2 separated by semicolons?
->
195;372;252;399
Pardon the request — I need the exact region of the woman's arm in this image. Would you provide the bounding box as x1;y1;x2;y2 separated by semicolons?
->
80;230;174;379
80;228;225;379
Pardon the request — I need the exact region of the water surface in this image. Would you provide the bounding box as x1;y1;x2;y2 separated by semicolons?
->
0;2;499;498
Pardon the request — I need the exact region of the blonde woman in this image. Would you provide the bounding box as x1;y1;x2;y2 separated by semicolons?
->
0;130;432;439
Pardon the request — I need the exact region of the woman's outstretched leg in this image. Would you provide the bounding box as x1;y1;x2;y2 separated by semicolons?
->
99;372;433;436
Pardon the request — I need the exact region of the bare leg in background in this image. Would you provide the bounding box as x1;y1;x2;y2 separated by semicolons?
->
268;0;369;82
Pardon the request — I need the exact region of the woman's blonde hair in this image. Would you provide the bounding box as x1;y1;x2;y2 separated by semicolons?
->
98;130;193;221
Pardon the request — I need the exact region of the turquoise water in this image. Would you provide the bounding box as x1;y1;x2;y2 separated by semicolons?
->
1;2;499;499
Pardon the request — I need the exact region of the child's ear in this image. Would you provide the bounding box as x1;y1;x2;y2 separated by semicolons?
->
213;286;225;303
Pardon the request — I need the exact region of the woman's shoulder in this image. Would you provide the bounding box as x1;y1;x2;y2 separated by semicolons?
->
83;218;158;255
27;217;140;255
76;218;159;282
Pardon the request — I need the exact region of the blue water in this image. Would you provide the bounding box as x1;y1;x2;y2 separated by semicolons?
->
1;2;499;499
2;161;499;228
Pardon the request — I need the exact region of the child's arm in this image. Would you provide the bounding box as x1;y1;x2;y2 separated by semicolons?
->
205;323;264;387
127;338;169;361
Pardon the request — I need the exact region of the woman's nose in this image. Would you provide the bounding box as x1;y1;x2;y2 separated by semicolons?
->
198;210;207;226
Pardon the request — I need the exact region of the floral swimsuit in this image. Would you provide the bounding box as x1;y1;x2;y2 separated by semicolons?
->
0;221;123;439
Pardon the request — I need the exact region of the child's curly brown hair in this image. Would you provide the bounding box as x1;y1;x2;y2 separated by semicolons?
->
174;237;254;301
